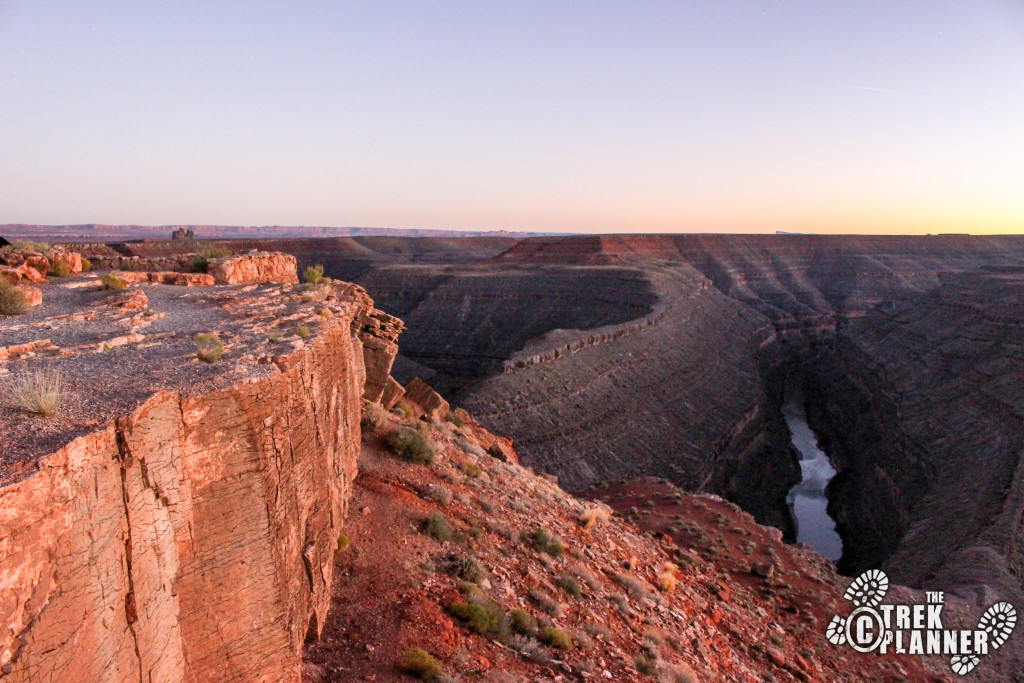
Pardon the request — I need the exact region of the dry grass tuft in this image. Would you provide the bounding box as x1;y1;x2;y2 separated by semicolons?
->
10;366;63;417
195;333;225;363
579;506;611;529
100;274;125;291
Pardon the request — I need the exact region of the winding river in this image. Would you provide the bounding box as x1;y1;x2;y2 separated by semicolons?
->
784;395;843;562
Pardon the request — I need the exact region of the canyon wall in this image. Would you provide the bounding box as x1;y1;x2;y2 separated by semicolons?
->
0;285;400;681
288;235;1024;592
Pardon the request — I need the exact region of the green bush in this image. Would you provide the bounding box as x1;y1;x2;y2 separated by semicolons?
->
190;254;209;273
460;462;483;478
448;602;504;637
539;626;571;650
295;325;310;339
394;399;414;420
80;257;92;272
397;649;442;680
0;282;29;316
1;241;49;253
509;609;537;635
556;573;583;598
47;260;71;277
100;274;125;291
200;246;232;258
303;263;324;285
360;402;388;433
421;512;451;541
195;333;225;363
337;534;350;551
526;528;565;557
385;428;436;464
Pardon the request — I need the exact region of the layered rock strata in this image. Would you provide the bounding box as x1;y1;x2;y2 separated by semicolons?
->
0;271;401;681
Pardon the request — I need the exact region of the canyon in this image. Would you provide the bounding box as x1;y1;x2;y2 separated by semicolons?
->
3;232;1024;681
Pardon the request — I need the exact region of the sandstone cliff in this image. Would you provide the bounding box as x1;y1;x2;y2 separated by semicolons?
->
0;265;401;681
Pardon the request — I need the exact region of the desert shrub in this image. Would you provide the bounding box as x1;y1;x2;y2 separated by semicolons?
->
579;506;610;529
303;263;324;285
448;601;504;636
200;246;232;258
556;573;583;598
190;254;209;273
393;399;414;420
119;259;137;271
100;274;125;290
634;655;658;675
421;512;451;541
360;402;389;433
385;428;436;464
316;307;332;319
0;282;29;315
295;325;310;339
47;261;71;277
424;483;452;506
80;257;92;272
9;366;62;417
460;462;483;478
538;626;571;650
337;534;350;551
455;436;488;459
397;649;442;680
445;411;464;427
443;554;485;582
195;333;225;363
616;573;652;601
3;241;49;252
509;609;537;635
525;527;565;557
266;327;282;342
657;564;678;593
528;588;562;617
511;635;551;664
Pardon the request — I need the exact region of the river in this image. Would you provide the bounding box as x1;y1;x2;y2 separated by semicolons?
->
784;396;843;562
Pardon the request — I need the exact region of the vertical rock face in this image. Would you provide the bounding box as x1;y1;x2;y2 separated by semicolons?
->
0;289;399;681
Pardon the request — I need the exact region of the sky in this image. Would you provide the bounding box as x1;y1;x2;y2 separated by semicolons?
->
1;1;1023;235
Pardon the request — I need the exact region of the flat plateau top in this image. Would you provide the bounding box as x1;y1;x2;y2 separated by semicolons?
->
0;274;347;481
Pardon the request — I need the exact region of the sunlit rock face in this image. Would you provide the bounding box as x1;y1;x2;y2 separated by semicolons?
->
0;265;401;682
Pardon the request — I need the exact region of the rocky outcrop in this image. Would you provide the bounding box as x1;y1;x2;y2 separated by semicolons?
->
209;251;299;285
0;279;402;681
403;377;450;420
44;249;82;276
0;252;48;284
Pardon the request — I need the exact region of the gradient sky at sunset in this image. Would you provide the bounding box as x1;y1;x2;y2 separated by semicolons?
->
1;1;1022;234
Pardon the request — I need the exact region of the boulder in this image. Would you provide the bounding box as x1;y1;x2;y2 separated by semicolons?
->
381;376;405;410
45;250;83;275
13;285;42;308
208;251;299;285
403;377;450;421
